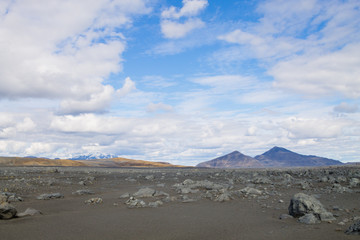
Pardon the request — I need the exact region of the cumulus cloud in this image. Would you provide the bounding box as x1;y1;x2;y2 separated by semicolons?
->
281;117;347;139
271;43;360;98
160;0;207;39
161;0;208;19
161;18;205;39
334;102;359;113
217;0;360;99
0;0;150;112
147;102;173;113
116;77;136;97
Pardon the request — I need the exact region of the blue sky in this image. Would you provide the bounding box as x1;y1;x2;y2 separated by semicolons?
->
0;0;359;165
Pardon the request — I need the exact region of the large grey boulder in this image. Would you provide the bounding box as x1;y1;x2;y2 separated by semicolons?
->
345;220;360;235
288;193;335;222
0;202;17;220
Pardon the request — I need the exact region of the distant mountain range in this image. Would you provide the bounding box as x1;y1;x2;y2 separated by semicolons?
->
196;146;343;168
69;153;119;160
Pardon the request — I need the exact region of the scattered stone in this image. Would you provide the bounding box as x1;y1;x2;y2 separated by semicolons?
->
72;189;94;195
148;200;163;208
349;178;360;188
133;187;156;198
119;193;131;199
239;187;262;195
0;202;17;220
345;220;360;235
153;191;169;198
288;193;335;222
125;197;146;208
85;197;103;204
0;192;23;203
331;184;352;193
37;193;64;200
145;175;154;180
279;214;294;220
279;199;284;203
298;213;321;224
214;190;233;202
17;208;42;217
78;181;86;186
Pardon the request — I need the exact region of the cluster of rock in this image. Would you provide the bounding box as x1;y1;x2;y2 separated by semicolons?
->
1;192;41;220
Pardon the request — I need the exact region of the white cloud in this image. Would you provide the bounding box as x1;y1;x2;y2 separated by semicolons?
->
161;18;205;39
160;0;207;39
334;102;359;113
0;0;150;113
281;117;347;139
59;85;115;115
116;77;136;97
161;0;208;19
271;43;360;98
147;102;173;113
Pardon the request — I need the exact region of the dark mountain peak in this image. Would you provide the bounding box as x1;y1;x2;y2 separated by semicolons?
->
266;146;292;154
196;151;263;168
255;146;343;167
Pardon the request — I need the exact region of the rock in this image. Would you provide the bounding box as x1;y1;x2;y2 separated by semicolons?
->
125;197;146;208
214;191;232;202
145;175;154;180
345;220;360;235
253;177;271;184
17;208;42;217
239;187;262;195
119;193;130;199
0;192;23;203
288;193;335;221
349;178;360;188
148;200;163;208
279;214;294;220
298;213;321;224
37;193;64;200
72;189;94;195
0;202;17;220
0;194;7;203
331;184;352;193
85;197;103;204
153;191;169;198
133;187;156;198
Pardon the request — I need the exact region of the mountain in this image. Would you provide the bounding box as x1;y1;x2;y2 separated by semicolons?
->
254;146;343;167
69;153;118;160
196;151;264;168
0;156;185;168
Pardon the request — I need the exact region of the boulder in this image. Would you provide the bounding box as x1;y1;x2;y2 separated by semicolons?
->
133;188;156;198
125;197;146;208
17;208;42;217
0;202;17;220
240;187;262;195
84;197;103;204
298;213;321;224
345;220;360;235
72;189;94;195
288;193;335;221
37;193;64;200
349;178;360;188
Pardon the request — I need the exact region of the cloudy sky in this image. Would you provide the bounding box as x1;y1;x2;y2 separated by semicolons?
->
0;0;359;165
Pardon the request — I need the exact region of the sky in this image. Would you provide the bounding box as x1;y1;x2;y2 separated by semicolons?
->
0;0;359;165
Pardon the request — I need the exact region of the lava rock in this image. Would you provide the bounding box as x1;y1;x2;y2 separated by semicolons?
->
288;193;335;221
345;220;360;235
0;202;17;220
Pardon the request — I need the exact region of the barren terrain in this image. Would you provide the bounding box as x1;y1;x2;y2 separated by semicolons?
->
1;165;360;239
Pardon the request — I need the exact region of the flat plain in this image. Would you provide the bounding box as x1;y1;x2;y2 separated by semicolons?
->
1;165;360;239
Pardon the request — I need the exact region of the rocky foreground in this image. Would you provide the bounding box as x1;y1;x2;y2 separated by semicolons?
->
1;165;360;239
